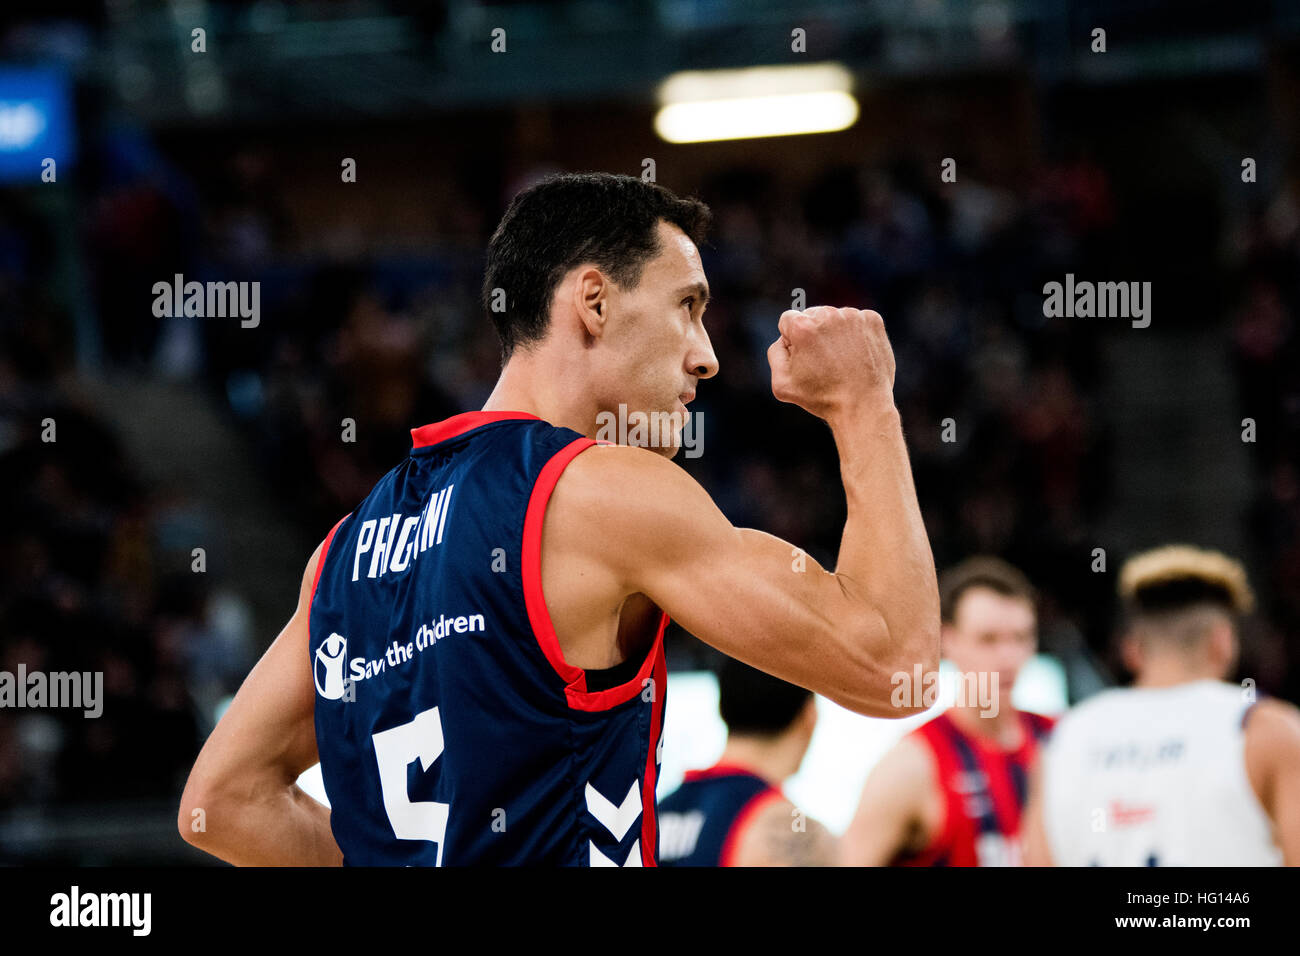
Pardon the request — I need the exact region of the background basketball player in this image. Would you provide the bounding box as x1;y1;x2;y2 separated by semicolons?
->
658;658;836;865
841;557;1053;866
1023;545;1300;866
178;172;940;865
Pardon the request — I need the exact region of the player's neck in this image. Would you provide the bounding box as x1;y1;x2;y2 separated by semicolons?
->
1133;657;1223;688
946;701;1023;748
482;355;598;439
717;736;800;788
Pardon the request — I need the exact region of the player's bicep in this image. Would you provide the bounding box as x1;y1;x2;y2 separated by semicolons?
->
569;446;890;712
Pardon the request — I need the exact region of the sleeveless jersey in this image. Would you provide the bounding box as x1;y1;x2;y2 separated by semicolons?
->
656;763;784;866
308;410;669;866
1041;679;1282;866
893;708;1055;867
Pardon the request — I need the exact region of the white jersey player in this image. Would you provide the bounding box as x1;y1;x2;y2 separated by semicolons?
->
1023;545;1300;866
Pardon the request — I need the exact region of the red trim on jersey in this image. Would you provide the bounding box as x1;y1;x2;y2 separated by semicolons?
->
521;436;670;712
640;647;668;866
899;714;978;866
1026;710;1058;737
310;513;350;606
683;762;768;784
719;788;785;867
410;410;541;449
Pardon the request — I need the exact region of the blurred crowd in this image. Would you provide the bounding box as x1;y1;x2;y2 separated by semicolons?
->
171;152;1122;676
1228;161;1300;701
0;188;253;815
3;113;1299;822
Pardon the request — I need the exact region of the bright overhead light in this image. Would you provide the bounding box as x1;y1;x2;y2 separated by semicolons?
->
654;63;858;143
655;91;859;143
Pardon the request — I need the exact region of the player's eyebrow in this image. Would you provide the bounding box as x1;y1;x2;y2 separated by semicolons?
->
676;281;710;305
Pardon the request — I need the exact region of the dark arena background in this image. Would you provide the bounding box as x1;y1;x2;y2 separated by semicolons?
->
0;0;1297;906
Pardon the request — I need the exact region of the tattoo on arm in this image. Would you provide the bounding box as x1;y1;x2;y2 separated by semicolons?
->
758;806;838;866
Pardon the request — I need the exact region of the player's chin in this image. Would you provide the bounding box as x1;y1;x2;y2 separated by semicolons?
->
644;434;682;459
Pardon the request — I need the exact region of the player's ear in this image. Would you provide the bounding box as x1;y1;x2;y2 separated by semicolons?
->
1208;619;1238;677
574;266;609;341
1119;630;1143;677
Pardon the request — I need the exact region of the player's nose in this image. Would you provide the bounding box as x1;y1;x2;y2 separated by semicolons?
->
688;326;719;381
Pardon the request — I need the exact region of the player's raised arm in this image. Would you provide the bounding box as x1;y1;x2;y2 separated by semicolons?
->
177;542;343;866
551;306;939;717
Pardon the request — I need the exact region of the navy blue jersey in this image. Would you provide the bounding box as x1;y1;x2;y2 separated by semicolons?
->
308;410;668;866
656;764;783;866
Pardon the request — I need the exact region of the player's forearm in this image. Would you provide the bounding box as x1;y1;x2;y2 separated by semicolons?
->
181;777;343;866
827;401;940;685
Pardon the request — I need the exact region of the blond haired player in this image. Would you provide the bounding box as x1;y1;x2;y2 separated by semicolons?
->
1023;545;1300;866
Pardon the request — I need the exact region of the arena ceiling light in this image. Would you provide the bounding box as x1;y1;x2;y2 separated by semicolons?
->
654;63;858;144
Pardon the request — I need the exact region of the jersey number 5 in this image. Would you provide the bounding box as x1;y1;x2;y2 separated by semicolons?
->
372;706;450;866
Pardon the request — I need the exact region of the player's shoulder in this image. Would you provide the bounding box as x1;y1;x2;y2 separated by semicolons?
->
745;791;799;830
1243;696;1300;815
1244;696;1300;749
548;441;713;542
560;439;693;491
730;791;836;866
878;725;939;789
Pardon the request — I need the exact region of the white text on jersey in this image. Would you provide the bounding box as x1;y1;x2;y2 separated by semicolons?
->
352;484;455;581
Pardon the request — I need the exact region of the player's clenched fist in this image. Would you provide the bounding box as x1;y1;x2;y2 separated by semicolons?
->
766;306;897;421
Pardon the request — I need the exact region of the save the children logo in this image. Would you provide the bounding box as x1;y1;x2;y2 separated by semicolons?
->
315;632;348;700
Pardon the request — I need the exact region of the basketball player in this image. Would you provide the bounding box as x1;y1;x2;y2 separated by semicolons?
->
840;557;1054;866
1022;545;1300;865
658;658;836;865
178;172;939;866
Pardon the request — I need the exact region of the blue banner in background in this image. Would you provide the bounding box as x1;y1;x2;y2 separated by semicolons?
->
0;67;74;182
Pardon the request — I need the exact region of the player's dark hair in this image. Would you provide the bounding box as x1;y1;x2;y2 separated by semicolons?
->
1118;545;1253;648
939;556;1037;625
1127;577;1238;615
717;657;813;738
481;172;712;360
